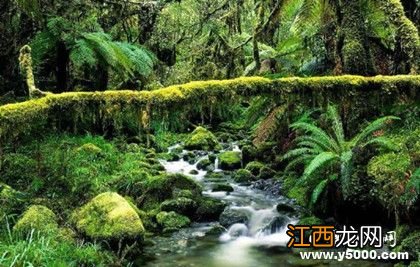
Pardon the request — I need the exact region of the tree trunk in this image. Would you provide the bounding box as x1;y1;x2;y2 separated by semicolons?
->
55;41;69;93
339;0;375;75
95;64;109;91
378;0;419;74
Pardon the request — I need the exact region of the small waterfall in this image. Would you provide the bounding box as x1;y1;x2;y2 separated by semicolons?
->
157;142;299;266
214;157;219;170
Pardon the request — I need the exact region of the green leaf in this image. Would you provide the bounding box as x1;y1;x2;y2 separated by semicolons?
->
310;179;328;207
351;116;400;146
300;152;338;184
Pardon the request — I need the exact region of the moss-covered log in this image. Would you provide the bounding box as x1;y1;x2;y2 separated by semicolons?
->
0;75;419;146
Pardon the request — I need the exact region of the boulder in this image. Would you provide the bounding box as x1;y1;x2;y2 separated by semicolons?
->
197;159;212;170
233;169;255;183
276;203;296;214
72;192;145;240
156;211;190;233
13;205;58;234
258;166;276;180
184;127;221;151
139;173;202;210
212;183;234;192
245;161;265;176
195;197;227;221
219;208;249;228
219;151;241;170
160;197;198;217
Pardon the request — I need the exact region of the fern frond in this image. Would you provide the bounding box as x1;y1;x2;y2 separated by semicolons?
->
361;136;399;151
285;154;314;172
310;179;328;207
351;116;400;146
327;105;345;149
291;122;340;152
294;135;331;151
283;147;315;160
300;152;338;184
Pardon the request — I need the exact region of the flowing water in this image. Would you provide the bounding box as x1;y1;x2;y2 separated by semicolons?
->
138;144;391;267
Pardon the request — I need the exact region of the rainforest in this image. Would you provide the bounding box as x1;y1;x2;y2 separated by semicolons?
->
0;0;419;266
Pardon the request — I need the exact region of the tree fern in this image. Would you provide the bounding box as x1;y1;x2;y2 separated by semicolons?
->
284;105;399;204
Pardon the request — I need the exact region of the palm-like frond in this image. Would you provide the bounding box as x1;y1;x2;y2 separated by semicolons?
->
310;179;328;207
361;136;399;151
70;32;156;80
300;152;338;184
327;105;344;149
351;116;400;146
285;154;314;172
291;122;340;152
283;147;315;160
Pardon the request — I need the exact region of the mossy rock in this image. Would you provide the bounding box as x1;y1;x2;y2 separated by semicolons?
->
76;143;102;155
160;197;198;217
241;145;257;165
189;169;199;175
139;173;202;210
173;189;194;199
219;151;242;170
208;154;217;163
195;197;227;221
13;205;58;234
298;216;324;225
72;192;145;240
184;127;221;151
245;161;265;176
233;169;255;183
276;203;296;214
368;152;411;183
258;166;276;180
156;211;190;233
197;158;212;170
205;172;224;179
212;183;234;192
167;152;180;162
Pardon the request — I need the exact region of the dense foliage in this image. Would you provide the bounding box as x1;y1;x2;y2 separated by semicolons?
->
0;0;419;96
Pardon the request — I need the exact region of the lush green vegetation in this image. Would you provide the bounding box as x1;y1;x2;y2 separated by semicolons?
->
0;0;419;266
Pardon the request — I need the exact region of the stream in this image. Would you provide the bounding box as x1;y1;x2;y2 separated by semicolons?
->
138;144;391;267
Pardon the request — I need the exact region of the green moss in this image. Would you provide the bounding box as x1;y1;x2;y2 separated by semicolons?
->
298;216;324;226
156;211;190;232
71;192;145;240
212;183;234;192
195;197;226;221
197;158;212;170
0;183;24;216
160;197;198;217
76;143;103;155
233;169;255;183
184;127;221;151
258;166;276;180
367;152;411;183
245;161;265;176
139;173;202;210
219;151;242;170
0;76;419;147
13;205;58;234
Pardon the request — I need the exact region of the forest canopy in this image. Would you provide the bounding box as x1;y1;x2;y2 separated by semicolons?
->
0;0;419;96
